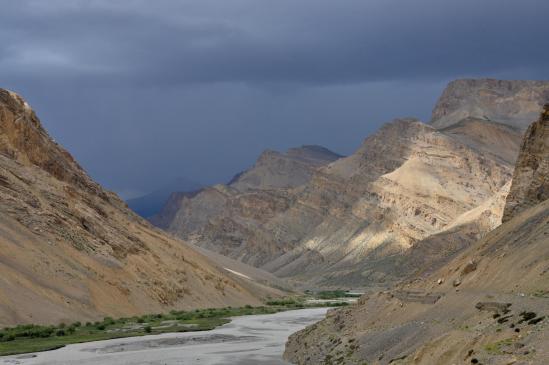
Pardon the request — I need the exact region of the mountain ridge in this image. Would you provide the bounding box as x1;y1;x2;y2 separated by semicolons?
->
153;103;522;287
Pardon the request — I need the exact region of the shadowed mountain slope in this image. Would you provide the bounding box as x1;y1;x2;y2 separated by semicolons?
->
0;89;283;327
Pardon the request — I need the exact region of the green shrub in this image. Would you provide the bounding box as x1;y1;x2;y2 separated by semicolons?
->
144;326;152;333
4;334;15;342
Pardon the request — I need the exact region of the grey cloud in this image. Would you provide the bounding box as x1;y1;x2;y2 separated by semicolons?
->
0;0;547;194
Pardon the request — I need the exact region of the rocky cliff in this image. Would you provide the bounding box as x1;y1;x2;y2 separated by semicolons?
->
503;104;549;222
0;89;283;326
431;79;549;130
285;105;549;365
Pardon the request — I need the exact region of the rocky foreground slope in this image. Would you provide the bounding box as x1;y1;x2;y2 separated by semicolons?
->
285;105;549;365
0;89;284;327
153;79;541;287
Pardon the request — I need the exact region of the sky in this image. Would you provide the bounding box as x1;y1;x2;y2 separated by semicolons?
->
1;0;548;198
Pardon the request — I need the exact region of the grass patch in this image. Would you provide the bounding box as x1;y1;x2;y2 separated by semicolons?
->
484;338;514;355
311;290;362;299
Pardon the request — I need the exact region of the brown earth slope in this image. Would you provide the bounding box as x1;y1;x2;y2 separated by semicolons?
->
285;107;549;365
0;89;283;327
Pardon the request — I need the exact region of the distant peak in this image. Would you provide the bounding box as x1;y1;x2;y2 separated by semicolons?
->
286;145;343;159
430;78;549;130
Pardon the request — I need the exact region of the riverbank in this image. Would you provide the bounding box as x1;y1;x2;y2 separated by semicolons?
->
0;307;330;365
0;302;345;357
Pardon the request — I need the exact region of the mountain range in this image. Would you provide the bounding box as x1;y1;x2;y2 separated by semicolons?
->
152;79;548;289
1;78;547;365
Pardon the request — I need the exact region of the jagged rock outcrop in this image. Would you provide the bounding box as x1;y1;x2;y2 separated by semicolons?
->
431;79;549;130
0;89;283;327
503;104;549;222
285;107;549;365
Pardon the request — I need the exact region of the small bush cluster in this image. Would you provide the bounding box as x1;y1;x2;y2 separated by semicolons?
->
0;324;61;342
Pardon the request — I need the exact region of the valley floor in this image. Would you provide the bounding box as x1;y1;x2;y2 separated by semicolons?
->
0;308;329;365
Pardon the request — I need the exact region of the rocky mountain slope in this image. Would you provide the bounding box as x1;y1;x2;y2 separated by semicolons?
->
0;89;284;327
431;79;549;130
285;105;549;365
229;145;343;191
151;145;342;267
154;79;532;287
503;104;549;221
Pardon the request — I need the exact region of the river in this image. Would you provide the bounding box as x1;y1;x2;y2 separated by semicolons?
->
0;307;329;365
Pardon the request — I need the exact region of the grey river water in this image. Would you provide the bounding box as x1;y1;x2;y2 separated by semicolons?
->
0;307;329;365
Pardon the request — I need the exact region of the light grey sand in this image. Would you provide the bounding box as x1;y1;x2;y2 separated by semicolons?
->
0;308;329;365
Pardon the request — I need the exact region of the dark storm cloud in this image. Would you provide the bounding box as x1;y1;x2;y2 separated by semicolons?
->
0;0;548;196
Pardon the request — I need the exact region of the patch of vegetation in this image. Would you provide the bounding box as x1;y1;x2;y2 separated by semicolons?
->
484;338;514;355
314;290;361;299
532;290;549;298
0;300;344;356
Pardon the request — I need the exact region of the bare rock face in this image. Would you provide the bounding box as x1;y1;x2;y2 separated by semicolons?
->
0;89;279;326
503;104;549;222
431;79;549;130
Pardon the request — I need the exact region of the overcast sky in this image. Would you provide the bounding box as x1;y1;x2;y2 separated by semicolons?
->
1;0;548;198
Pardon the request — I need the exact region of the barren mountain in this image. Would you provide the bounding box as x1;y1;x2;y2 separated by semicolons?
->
285;106;549;365
126;177;202;218
264;118;518;286
154;81;528;287
151;145;342;267
229;145;343;191
0;89;283;327
431;79;549;130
